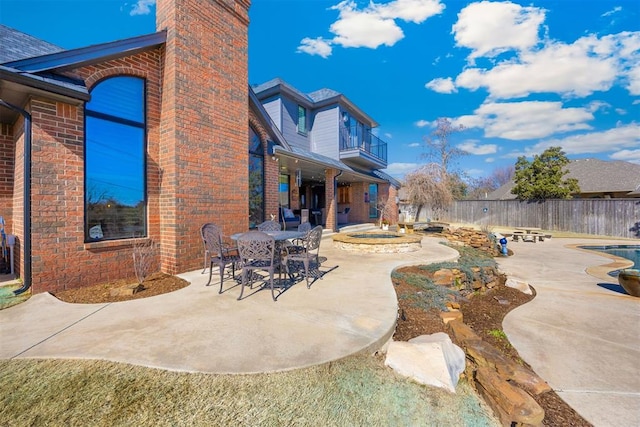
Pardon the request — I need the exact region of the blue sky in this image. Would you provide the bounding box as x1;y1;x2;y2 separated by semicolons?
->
1;0;639;181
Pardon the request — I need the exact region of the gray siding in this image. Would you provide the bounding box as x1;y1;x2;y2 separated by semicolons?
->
419;199;640;238
311;106;339;159
281;96;310;150
261;97;282;130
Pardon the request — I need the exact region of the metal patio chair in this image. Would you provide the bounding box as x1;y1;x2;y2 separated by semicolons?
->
257;220;281;232
236;230;279;301
201;223;241;293
283;225;323;288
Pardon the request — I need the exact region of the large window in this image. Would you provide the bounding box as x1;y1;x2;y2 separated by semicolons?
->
85;76;146;241
297;105;307;135
249;127;265;228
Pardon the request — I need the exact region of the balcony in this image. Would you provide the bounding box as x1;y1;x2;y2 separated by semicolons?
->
339;125;387;169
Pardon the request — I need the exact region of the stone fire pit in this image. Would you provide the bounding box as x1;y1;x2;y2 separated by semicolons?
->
332;231;422;253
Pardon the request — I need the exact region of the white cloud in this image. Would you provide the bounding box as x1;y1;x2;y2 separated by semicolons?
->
453;114;484;129
453;1;545;60
464;101;594;140
610;149;640;163
457;141;498;155
299;0;444;56
425;77;457;93
602;6;622;17
456;34;627;98
130;0;155;16
507;123;640;157
407;142;421;147
297;37;333;58
485;157;495;163
616;108;627;115
385;162;421;176
586;100;611;113
415;119;432;127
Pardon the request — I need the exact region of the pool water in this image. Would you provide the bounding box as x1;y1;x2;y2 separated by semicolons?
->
581;245;640;276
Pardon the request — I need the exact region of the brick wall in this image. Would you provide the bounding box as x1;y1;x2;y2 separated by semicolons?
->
324;168;338;231
157;0;250;274
22;50;164;293
0;124;14;231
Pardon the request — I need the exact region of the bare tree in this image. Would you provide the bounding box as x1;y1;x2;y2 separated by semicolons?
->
375;197;394;227
132;239;156;285
466;165;515;199
403;163;453;221
423;118;467;179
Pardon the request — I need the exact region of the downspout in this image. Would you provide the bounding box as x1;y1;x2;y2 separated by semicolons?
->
333;170;343;232
0;100;32;295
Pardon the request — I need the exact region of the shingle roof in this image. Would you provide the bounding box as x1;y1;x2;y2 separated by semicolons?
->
307;88;340;102
0;25;62;63
487;158;640;199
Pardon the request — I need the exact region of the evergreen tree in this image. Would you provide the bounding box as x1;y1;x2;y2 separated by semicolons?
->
511;146;580;200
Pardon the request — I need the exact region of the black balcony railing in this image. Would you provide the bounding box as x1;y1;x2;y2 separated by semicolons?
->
339;125;387;163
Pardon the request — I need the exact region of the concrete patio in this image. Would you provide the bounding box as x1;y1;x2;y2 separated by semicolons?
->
1;229;638;426
0;233;458;374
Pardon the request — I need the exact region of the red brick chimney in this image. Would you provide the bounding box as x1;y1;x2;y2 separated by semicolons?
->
156;0;251;273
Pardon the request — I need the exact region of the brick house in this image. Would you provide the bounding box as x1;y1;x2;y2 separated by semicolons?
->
253;78;400;231
0;0;398;295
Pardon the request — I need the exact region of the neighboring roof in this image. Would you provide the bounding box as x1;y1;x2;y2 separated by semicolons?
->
487;158;640;199
252;77;378;127
0;25;63;63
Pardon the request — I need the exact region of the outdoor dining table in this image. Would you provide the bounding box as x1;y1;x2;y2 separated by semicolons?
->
230;230;306;289
230;230;305;242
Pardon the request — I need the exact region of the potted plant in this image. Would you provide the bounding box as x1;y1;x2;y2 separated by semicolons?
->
381;219;389;231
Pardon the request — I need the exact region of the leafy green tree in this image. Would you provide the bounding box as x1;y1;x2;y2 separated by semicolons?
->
511;146;580;200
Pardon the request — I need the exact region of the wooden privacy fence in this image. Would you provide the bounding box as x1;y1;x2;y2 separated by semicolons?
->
424;199;640;238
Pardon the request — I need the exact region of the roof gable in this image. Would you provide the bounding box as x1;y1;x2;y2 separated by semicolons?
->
252;77;378;127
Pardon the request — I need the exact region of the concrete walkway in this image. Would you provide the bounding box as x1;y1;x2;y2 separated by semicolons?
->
2;231;639;426
498;237;640;427
0;235;458;374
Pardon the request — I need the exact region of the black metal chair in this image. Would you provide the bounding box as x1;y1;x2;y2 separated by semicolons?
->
286;221;313;254
283;225;323;288
201;223;241;293
236;231;278;301
257;220;281;232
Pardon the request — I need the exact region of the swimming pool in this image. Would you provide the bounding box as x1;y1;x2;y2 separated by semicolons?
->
581;245;640;275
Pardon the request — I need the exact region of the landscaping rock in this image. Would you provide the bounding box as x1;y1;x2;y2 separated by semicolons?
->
475;366;545;427
109;283;144;297
385;333;466;393
440;311;463;324
432;269;454;286
505;278;533;295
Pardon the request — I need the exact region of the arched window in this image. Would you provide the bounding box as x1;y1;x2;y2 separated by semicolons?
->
249;127;264;228
85;76;146;241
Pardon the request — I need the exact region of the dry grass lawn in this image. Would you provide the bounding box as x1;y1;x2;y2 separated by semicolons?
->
0;355;499;426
